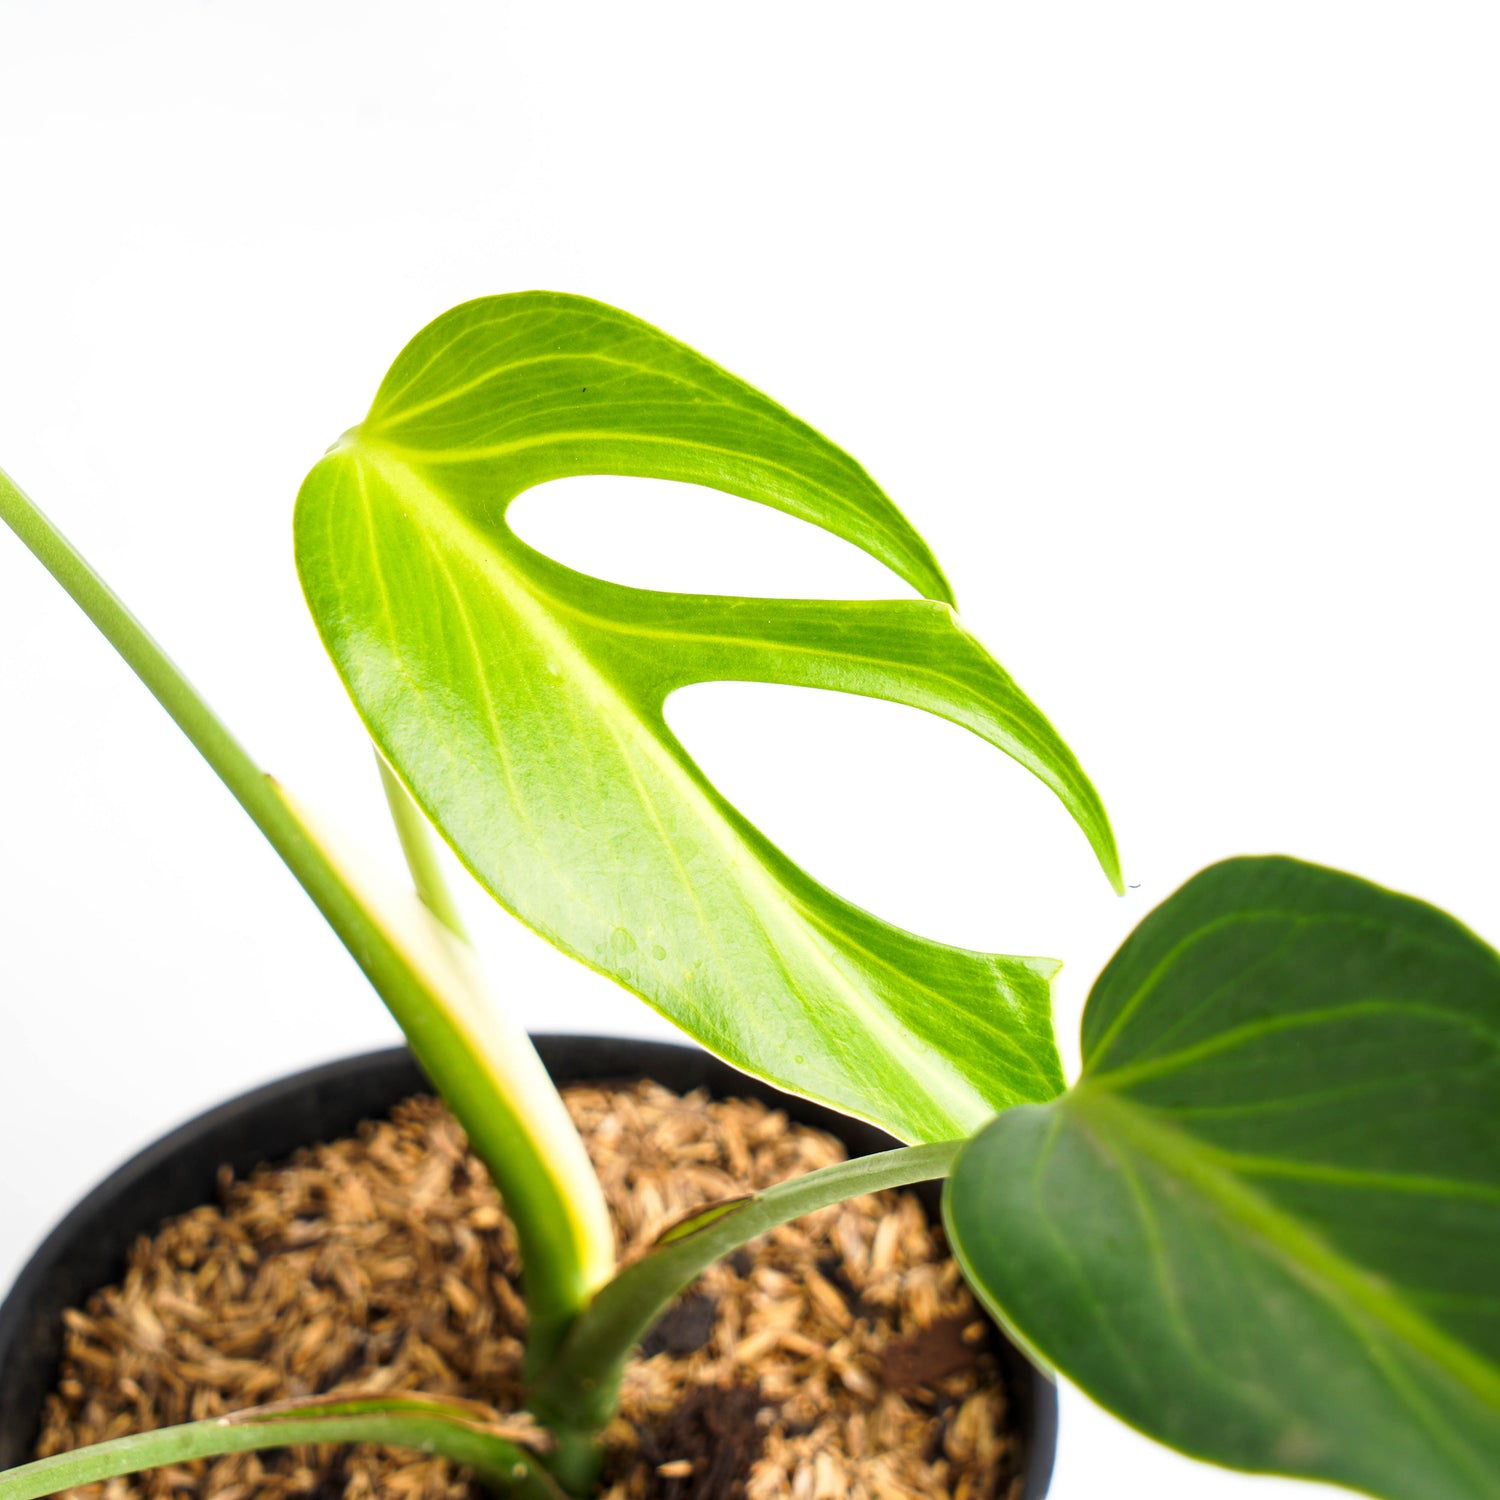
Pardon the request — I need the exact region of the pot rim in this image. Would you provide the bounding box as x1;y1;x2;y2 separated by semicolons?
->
0;1036;1057;1496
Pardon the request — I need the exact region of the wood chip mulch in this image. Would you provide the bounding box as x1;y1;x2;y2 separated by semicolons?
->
37;1081;1024;1500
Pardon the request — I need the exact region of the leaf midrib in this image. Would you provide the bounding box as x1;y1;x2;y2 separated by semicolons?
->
1071;1085;1500;1415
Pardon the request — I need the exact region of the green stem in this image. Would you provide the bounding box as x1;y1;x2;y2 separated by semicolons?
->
528;1139;962;1435
0;466;613;1367
543;1430;605;1497
0;1395;567;1500
377;750;470;941
368;745;615;1368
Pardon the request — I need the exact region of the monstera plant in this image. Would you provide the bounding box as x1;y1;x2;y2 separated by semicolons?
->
0;293;1494;1500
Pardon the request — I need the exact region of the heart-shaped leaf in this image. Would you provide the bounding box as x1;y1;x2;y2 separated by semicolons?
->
946;857;1500;1500
295;292;1120;1143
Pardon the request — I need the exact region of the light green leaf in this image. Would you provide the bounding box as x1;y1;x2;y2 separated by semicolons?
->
295;292;1120;1143
945;857;1500;1500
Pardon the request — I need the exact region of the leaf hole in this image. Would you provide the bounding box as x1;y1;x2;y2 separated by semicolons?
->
507;475;918;599
663;680;1105;955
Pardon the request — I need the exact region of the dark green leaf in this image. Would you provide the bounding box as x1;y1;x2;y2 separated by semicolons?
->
295;292;1120;1143
946;856;1500;1500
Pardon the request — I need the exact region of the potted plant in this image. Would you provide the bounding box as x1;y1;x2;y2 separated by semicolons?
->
0;293;1494;1500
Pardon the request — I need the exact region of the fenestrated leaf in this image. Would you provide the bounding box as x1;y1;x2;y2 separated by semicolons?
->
295;292;1120;1143
945;857;1500;1500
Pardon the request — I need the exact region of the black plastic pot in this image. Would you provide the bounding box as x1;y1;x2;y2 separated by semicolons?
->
0;1036;1057;1495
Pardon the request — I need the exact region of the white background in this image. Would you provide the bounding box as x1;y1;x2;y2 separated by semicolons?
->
1;4;1496;1498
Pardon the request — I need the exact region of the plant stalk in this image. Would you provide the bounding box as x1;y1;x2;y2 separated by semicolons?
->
377;750;471;941
0;1396;567;1500
528;1139;963;1435
0;466;613;1369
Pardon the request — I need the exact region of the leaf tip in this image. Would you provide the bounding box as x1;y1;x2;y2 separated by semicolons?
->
918;554;958;608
